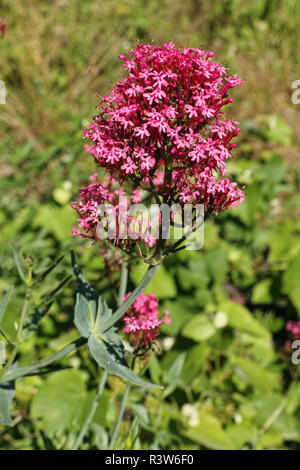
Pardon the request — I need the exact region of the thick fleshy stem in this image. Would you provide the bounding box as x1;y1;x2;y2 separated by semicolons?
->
72;369;108;450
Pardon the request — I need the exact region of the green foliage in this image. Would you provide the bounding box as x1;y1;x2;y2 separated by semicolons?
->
130;261;177;299
1;0;300;451
31;369;114;445
72;253;160;388
282;252;300;315
0;382;15;427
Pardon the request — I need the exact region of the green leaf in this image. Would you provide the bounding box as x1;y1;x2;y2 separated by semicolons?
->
164;352;185;397
35;255;64;284
182;314;216;342
0;381;15;426
253;394;300;443
88;333;160;389
282;251;300;314
182;410;236;450
260;115;292;147
251;279;273;304
0;337;86;385
43;276;72;304
71;252;160;388
130;261;177;299
230;356;279;393
24;276;71;338
23;302;53;338
90;423;109;449
254;154;286;185
226;421;258;449
53;187;71;206
0;286;13;326
181;344;210;385
233;183;264;226
148;354;162;385
11;244;27;282
33;205;75;242
72;251;100;338
30;369;88;435
219;301;270;339
160;299;193;335
268;224;299;264
131;403;150;428
286;382;300;415
176;258;209;290
205;246;227;284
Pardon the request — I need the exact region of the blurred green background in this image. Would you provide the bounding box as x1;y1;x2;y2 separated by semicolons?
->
1;0;300;450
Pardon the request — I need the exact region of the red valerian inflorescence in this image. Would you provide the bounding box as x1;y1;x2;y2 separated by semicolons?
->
83;42;245;212
71;174;156;252
72;42;245;349
122;292;171;348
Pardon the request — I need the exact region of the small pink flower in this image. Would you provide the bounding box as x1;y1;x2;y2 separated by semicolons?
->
72;174;158;251
122;293;171;348
83;42;244;214
286;321;300;339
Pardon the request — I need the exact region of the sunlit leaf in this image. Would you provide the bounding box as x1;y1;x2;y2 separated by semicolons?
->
0;380;15;426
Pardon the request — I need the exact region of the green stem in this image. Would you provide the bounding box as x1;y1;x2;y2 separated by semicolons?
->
109;259;130;450
118;261;128;306
0;336;87;384
1;287;31;373
101;264;159;333
0;261;160;384
109;384;130;450
73;370;108;450
251;397;288;449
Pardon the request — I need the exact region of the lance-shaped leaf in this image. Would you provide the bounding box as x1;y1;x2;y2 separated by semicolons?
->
71;251;160;389
72;251;99;338
23;276;71;339
0;378;15;426
0;286;14;343
34;255;64;284
11;244;27;283
88;333;160;389
23;302;53;338
0;286;13;326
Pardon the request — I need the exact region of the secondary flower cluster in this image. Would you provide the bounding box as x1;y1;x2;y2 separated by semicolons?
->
122;292;170;348
84;42;244;213
71;174;157;252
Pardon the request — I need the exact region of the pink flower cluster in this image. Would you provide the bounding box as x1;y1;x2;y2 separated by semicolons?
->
122;292;170;348
286;321;300;339
71;174;157;251
0;18;6;38
84;42;244;212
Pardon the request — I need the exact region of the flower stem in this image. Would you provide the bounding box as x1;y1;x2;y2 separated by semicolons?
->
0;336;87;384
118;261;128;306
109;384;130;449
0;261;160;384
101;263;159;333
73;369;108;450
109;258;130;450
1;286;31;374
